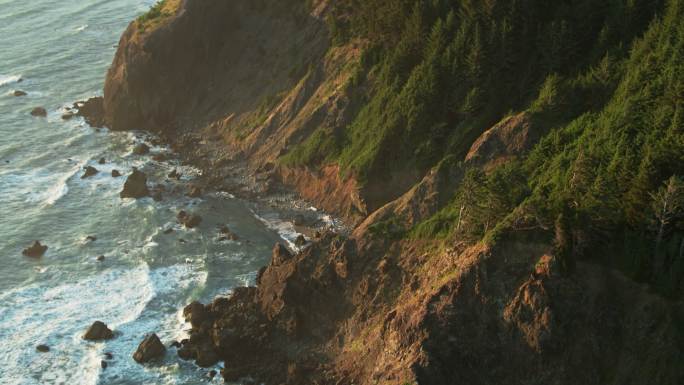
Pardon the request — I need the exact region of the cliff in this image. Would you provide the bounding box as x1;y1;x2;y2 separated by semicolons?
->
100;0;684;383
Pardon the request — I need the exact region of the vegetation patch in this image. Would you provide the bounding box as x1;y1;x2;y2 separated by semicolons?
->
137;0;181;32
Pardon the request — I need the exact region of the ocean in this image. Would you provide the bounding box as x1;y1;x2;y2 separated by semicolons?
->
0;1;315;383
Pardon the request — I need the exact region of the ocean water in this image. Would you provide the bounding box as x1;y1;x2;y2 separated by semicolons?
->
0;1;316;384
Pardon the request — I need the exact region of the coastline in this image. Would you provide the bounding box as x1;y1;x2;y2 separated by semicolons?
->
76;0;684;384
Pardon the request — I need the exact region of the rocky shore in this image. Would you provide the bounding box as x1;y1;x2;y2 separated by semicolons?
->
76;0;684;384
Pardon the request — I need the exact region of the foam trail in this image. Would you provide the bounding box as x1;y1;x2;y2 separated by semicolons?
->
251;209;302;250
0;74;22;87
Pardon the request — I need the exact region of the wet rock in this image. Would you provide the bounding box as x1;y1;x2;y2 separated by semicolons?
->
271;243;292;265
183;301;208;328
195;345;219;367
168;169;182;180
13;90;27;97
22;241;47;258
132;333;166;364
83;321;114;341
36;344;50;353
177;211;202;229
120;168;150;199
187;186;202;198
208;370;217;379
61;112;74;120
96;255;105;262
81;166;98;179
219;225;239;241
85;235;97;242
30;107;47;117
163;228;174;235
101;360;108;369
293;214;306;226
295;235;307;247
104;352;113;360
75;97;105;127
170;341;181;348
111;169;121;178
98;157;106;165
152;153;168;162
152;191;163;202
132;143;150;155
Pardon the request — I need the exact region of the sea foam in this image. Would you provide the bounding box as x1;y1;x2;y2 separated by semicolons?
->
0;74;22;87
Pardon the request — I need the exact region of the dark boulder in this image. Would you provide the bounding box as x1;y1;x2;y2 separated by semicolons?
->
104;352;113;360
83;321;114;341
61;112;74;120
111;169;122;178
30;107;47;117
168;169;181;180
183;301;208;328
187;186;202;198
75;97;105;128
219;225;239;241
272;243;292;265
101;360;108;369
98;157;106;165
132;143;150;155
195;344;219;367
177;211;202;229
13;90;27;97
152;191;163;202
96;255;105;262
85;235;97;242
152;153;168;162
120;168;150;199
295;235;307;247
132;333;166;363
36;344;50;353
81;166;98;179
22;241;47;258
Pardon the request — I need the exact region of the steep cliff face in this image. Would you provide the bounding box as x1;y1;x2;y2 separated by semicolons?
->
101;0;684;383
104;0;374;223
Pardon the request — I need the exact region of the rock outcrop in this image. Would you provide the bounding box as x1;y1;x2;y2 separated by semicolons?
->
22;241;47;258
30;107;47;117
177;210;202;229
83;321;113;341
75;97;106;128
133;333;166;363
120;168;149;198
81;166;98;179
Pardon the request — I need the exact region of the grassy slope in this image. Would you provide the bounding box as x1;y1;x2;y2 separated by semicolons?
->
283;0;683;295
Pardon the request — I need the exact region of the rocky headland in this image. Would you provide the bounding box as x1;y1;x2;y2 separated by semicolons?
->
80;0;684;384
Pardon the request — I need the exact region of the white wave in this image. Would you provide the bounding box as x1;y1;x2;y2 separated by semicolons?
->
0;266;154;385
38;160;86;206
0;74;22;87
0;263;208;385
75;24;88;32
251;209;302;251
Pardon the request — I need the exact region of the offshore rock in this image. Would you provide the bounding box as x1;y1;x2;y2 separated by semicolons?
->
120;168;149;199
22;241;47;258
83;321;113;341
133;333;166;363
